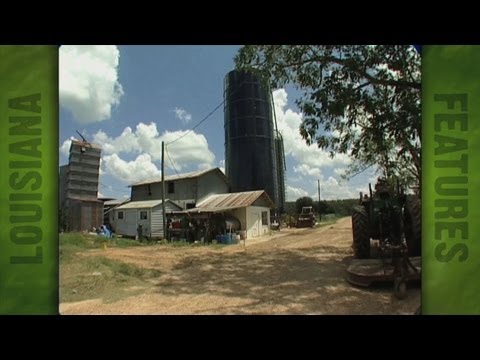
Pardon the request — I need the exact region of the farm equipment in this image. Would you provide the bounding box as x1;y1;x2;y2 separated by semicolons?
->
297;206;316;228
346;178;421;299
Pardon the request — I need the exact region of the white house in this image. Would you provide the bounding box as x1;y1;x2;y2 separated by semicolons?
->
187;190;274;239
102;198;130;230
113;199;182;239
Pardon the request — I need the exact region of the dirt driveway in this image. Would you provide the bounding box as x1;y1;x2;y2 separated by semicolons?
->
60;217;420;315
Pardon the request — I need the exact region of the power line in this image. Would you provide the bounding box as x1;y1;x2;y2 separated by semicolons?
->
166;79;247;146
164;144;180;177
167;102;224;145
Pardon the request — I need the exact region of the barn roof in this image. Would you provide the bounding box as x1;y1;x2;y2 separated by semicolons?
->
103;199;128;206
115;199;181;210
186;190;274;213
129;167;228;187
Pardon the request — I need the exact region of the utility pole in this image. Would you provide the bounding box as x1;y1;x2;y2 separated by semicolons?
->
317;179;321;222
162;141;166;240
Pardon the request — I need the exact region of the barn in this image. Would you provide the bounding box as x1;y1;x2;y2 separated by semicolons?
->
129;167;229;210
113;199;182;239
186;190;274;239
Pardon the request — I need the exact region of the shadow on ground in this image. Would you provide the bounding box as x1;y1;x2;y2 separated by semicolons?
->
153;244;419;314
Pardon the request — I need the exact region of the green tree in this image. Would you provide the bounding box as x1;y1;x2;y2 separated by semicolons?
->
317;200;334;215
295;196;314;214
283;201;296;215
235;45;421;189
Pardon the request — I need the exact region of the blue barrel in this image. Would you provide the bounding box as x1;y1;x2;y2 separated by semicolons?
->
217;234;235;244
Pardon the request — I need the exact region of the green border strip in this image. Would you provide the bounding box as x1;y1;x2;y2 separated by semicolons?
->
0;46;58;314
423;45;480;314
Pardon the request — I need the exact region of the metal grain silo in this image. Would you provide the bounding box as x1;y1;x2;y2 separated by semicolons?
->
274;130;286;213
224;70;283;212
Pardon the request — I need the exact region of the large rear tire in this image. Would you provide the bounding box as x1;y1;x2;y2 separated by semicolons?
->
352;205;370;259
404;196;421;257
394;278;407;300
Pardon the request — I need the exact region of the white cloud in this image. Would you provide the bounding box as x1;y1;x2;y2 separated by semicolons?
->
293;164;322;178
60;45;124;124
197;163;211;171
174;107;192;124
286;185;310;201
162;131;215;171
218;159;225;175
102;153;161;184
273;89;351;177
287;175;303;183
288;177;369;202
92;122;215;171
273;88;366;200
333;167;347;177
318;177;364;200
59;136;79;157
94;127;139;154
60;139;72;157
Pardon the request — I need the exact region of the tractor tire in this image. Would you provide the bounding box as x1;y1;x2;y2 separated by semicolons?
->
352;205;370;259
404;196;421;257
394;277;408;300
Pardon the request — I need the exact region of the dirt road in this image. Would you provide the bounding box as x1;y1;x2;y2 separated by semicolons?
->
60;217;420;315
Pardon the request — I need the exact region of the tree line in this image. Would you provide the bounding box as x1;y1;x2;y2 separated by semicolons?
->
285;196;359;218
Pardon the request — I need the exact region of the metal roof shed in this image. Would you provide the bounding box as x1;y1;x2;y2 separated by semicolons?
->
186;190;275;239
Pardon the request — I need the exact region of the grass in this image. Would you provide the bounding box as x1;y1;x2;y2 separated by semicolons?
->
60;232;145;250
60;254;162;303
60;232;102;248
111;237;144;247
89;257;161;278
59;233;99;262
59;232;144;249
60;232;161;304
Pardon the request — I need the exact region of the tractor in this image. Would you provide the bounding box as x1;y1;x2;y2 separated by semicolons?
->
297;206;316;228
348;178;421;299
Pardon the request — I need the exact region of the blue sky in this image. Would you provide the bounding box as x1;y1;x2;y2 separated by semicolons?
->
59;45;378;201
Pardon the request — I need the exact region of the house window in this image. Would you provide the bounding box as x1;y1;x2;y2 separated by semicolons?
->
261;211;268;225
140;211;148;220
168;182;175;194
118;211;124;220
186;203;196;209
